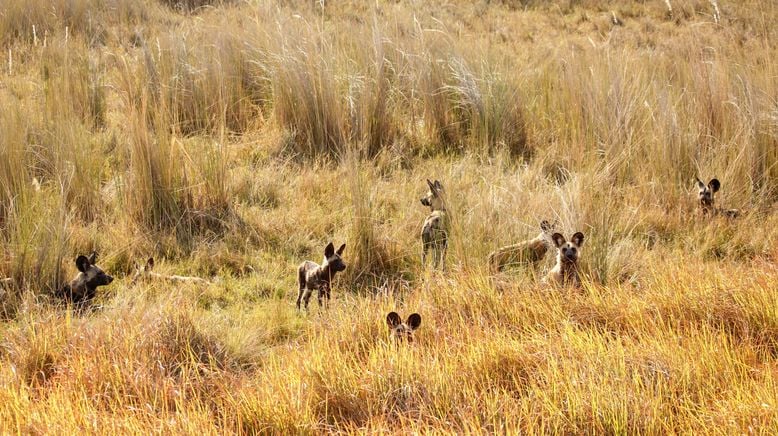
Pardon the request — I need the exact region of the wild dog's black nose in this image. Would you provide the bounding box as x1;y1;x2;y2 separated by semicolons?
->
107;275;114;283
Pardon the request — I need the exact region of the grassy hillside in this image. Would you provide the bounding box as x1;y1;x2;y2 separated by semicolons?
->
1;0;778;432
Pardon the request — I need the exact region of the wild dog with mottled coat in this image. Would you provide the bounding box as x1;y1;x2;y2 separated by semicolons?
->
296;242;346;310
488;220;556;273
420;179;449;269
544;232;585;288
131;257;210;285
386;312;422;342
59;252;114;307
695;177;739;218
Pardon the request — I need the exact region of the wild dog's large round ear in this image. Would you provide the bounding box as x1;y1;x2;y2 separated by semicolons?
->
386;312;402;328
571;232;585;247
407;313;422;330
324;242;335;258
551;233;566;248
434;180;443;190
75;255;91;272
336;244;346;255
426;179;435;190
695;177;706;190
708;178;720;193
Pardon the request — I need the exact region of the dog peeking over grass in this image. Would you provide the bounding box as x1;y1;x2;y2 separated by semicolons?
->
386;312;422;342
131;257;210;285
544;232;585;288
59;251;114;308
488;220;557;273
420;179;449;270
296;242;346;310
695;177;739;218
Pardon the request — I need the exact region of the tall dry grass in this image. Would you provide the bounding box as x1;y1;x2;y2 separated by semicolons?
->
1;0;778;432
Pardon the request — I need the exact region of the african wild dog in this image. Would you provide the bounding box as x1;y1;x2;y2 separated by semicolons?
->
131;257;210;285
488;220;557;273
386;311;422;342
420;179;449;269
59;251;114;307
544;232;585;288
695;177;739;218
296;242;346;310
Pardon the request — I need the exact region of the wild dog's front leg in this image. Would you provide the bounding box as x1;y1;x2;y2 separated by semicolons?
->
422;230;434;268
440;238;448;271
431;231;447;270
317;284;331;309
296;268;306;310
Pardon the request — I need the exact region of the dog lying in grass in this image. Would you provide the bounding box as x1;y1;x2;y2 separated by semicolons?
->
59;251;114;308
544;232;585;288
488;220;557;273
695;177;739;218
131;257;210;285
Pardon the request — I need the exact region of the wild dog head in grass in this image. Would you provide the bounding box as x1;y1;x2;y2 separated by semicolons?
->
386;311;422;342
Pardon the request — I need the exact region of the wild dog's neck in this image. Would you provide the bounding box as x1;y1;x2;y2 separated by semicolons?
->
557;253;578;268
700;195;715;212
317;261;336;283
431;203;446;213
557;257;578;283
429;195;447;212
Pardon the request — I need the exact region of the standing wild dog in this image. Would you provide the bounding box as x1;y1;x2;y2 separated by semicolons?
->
544;232;585;288
296;242;346;310
386;312;422;342
59;251;114;307
131;257;210;285
420;179;449;269
488;220;557;273
695;177;739;218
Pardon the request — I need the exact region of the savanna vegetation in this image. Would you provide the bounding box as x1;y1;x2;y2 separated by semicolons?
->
1;0;778;432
